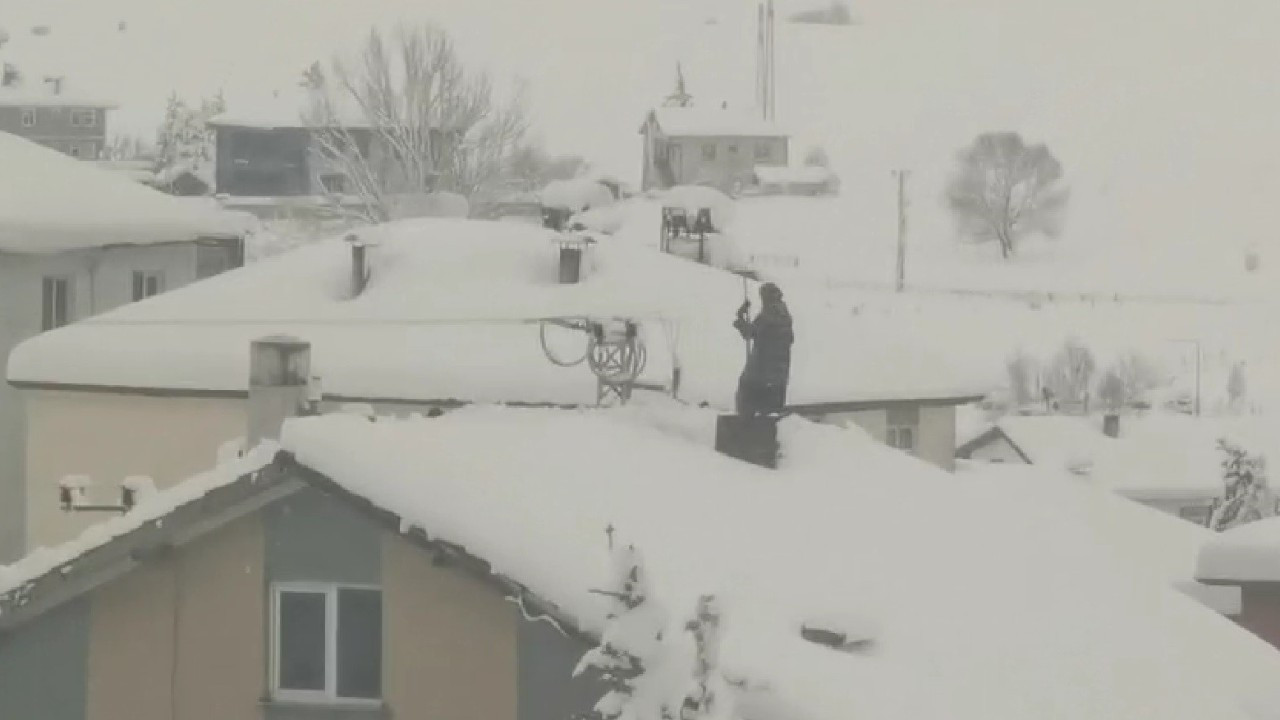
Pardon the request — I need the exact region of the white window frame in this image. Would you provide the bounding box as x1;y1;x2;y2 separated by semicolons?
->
701;142;717;161
68;144;81;158
270;582;382;706
41;276;73;331
21;107;36;127
886;424;918;455
70;109;96;127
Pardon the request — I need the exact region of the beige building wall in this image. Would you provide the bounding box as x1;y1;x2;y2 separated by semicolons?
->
824;408;888;441
25;390;246;550
918;405;957;472
86;513;266;720
383;531;518;720
819;405;957;472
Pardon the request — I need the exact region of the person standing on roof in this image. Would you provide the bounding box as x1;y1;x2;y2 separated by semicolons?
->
733;282;794;417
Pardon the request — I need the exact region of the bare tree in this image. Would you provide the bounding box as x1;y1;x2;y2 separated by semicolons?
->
1047;337;1096;410
946;132;1069;259
1005;350;1039;408
1113;352;1163;407
302;23;529;222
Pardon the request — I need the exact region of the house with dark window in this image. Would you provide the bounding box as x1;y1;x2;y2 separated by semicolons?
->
639;105;788;193
0;131;250;561
0;74;114;160
3;351;1279;720
208;100;458;221
956;412;1243;523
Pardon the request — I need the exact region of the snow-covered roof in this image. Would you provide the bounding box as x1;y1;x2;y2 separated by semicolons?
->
649;106;787;138
7;216;987;407
753;165;834;185
989;413;1264;499
0;84;116;108
275;404;1280;720
1197;517;1280;584
208;91;369;130
0;444;277;607
957;461;1229;604
0;131;250;251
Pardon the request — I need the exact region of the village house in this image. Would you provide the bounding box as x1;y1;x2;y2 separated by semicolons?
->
208;98;459;221
2;352;1279;720
0;72;113;160
7;217;984;551
955;412;1230;523
0;131;251;561
639;103;788;193
1196;517;1280;651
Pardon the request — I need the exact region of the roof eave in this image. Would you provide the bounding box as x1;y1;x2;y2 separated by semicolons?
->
0;461;301;632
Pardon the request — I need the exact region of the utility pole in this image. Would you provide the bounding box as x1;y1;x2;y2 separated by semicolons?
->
895;169;909;292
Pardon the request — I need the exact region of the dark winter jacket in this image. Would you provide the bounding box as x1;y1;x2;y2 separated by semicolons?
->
734;299;794;387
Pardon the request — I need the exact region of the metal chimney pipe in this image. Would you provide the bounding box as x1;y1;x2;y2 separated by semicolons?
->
247;336;312;447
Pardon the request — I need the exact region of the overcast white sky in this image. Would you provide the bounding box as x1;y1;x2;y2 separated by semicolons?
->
4;0;1280;249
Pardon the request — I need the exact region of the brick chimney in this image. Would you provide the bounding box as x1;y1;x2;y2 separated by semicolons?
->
248;336;311;447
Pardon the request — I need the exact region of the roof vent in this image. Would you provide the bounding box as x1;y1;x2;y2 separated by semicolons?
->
345;233;376;297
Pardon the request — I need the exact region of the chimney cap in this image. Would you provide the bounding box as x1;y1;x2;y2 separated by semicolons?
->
252;334;309;350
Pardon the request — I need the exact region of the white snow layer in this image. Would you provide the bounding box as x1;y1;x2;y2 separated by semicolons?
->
7;216;988;407
0;131;249;251
540;178;616;212
1197;517;1280;583
279;404;1280;720
0;444;276;605
992;413;1270;498
649;106;787;139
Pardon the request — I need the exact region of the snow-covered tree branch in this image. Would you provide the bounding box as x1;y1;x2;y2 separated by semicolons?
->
302;22;529;222
947;132;1069;259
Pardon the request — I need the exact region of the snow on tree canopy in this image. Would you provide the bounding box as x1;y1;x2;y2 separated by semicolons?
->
541;178;616;212
0;132;249;251
280;403;1280;720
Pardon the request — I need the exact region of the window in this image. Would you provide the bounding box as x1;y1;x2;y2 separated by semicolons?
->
70;109;96;127
701;143;717;161
754;142;771;160
320;173;347;194
67;144;81;158
727;144;739;155
272;584;383;703
21;108;35;127
41;277;72;331
132;271;164;302
885;405;920;456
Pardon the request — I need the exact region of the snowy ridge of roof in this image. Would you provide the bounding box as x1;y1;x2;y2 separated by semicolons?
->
7;215;988;406
0;444;277;605
280;403;1280;720
0;131;249;251
650;106;787;138
208;89;370;129
0;84;115;108
1197;517;1280;583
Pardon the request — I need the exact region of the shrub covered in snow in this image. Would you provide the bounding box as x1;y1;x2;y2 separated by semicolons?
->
576;536;682;720
542;179;617;213
1208;439;1274;531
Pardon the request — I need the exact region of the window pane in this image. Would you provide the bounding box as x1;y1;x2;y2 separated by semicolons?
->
337;589;382;699
278;591;327;691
